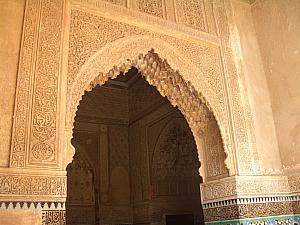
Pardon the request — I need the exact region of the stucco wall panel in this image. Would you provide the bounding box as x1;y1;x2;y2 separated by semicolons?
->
252;0;300;170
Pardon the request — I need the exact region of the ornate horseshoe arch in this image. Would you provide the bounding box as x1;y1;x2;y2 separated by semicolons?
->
66;35;234;177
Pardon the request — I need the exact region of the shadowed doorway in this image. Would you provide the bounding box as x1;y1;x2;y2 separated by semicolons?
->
67;68;205;225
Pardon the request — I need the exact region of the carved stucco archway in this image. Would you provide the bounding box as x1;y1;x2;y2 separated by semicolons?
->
65;35;234;177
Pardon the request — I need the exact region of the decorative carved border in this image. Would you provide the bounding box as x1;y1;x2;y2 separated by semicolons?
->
205;215;300;225
10;0;64;168
203;195;300;209
71;0;219;44
201;175;300;203
203;200;300;222
0;170;66;201
28;0;64;167
289;173;300;195
0;201;65;210
10;0;41;168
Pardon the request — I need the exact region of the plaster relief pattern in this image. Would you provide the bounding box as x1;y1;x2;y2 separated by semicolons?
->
28;0;63;166
203;199;300;222
10;0;63;167
10;0;40;168
68;10;226;126
214;0;258;174
31;143;55;162
160;36;226;124
200;176;297;203
68;10;148;91
0;174;66;198
68;45;233;176
103;0;126;6
204;119;228;180
42;210;65;225
137;0;164;17
175;0;207;32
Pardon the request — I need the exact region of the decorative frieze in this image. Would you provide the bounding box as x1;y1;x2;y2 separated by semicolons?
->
0;171;66;201
200;176;296;203
204;200;300;222
0;201;65;210
205;215;300;225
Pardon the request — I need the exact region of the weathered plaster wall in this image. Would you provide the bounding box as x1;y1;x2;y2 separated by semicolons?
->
230;0;282;173
0;210;41;225
0;0;25;167
251;0;300;171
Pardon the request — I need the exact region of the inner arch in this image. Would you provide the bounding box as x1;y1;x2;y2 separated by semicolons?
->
67;67;228;225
